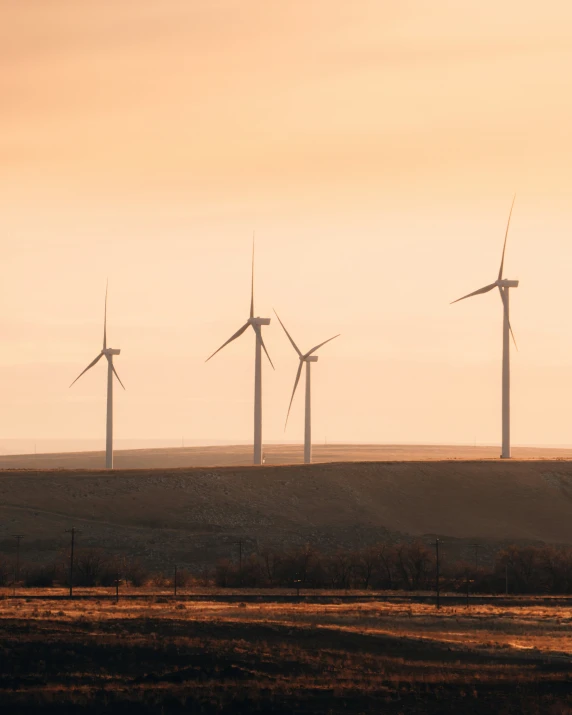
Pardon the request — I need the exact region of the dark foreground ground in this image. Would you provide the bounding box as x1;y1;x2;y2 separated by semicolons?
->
1;597;571;714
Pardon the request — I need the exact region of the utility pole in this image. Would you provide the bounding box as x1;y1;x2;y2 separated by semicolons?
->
65;527;79;598
13;534;24;596
174;565;178;597
294;575;301;598
472;543;482;572
236;540;243;587
434;539;441;609
505;563;509;595
466;569;470;608
115;570;120;602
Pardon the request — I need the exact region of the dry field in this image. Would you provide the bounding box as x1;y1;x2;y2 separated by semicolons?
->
1;596;571;713
3;442;572;470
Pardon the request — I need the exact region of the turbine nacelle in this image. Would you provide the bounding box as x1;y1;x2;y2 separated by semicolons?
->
451;196;519;460
273;309;340;431
205;241;274;374
69;286;125;391
249;317;271;326
70;284;125;470
451;198;519;351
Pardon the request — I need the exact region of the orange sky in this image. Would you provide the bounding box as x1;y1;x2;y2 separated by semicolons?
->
1;1;572;450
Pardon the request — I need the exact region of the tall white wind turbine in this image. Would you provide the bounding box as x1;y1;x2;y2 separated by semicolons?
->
70;284;125;469
451;197;519;459
206;242;274;466
274;311;339;464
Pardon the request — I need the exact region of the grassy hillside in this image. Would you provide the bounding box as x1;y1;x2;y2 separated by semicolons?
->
1;459;571;569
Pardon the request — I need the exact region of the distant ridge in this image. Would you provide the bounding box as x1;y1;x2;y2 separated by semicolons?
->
3;443;572;470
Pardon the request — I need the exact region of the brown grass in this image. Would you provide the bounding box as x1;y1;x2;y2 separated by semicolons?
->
2;458;572;577
1;597;572;713
3;443;572;469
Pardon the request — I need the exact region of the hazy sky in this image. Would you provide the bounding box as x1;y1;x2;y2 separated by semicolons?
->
1;1;572;449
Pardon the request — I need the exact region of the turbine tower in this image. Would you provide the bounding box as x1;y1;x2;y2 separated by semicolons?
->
70;284;125;469
274;310;339;464
452;197;519;459
206;242;274;466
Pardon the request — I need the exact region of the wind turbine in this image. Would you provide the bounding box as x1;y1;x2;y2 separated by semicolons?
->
274;310;339;464
451;197;519;459
206;242;274;466
70;284;125;469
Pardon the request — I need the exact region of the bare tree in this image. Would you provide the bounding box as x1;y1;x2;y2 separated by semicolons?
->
396;541;432;591
75;549;109;587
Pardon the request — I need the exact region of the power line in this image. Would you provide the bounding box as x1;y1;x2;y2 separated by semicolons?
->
12;535;24;596
433;538;441;609
65;527;80;598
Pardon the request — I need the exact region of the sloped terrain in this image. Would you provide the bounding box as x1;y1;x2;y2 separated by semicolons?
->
1;459;572;568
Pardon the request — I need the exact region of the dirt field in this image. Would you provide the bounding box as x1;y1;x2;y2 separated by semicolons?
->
2;442;572;470
2;458;572;570
0;596;571;713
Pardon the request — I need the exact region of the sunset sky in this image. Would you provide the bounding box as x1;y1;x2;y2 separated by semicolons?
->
1;1;572;451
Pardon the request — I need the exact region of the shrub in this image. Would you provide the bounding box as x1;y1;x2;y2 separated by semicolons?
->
24;564;58;588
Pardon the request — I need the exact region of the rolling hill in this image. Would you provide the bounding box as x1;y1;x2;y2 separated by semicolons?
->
1;456;571;571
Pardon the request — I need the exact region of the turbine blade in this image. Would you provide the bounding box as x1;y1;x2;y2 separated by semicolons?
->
250;234;255;319
304;333;341;358
103;280;108;350
285;360;304;429
111;362;126;390
69;353;103;388
273;309;302;357
450;283;497;305
498;195;516;281
253;324;275;369
498;287;518;351
205;322;250;362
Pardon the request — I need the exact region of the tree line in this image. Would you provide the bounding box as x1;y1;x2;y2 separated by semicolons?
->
215;542;572;594
2;541;572;594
